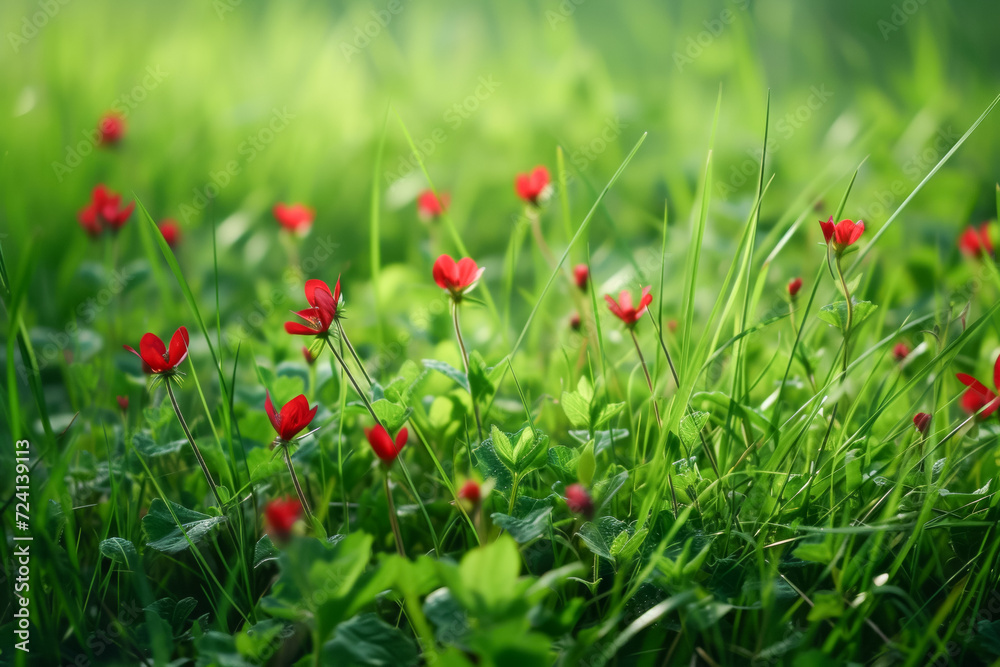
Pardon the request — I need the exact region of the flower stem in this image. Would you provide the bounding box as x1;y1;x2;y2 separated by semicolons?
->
324;337;381;428
452;302;483;441
630;328;662;428
508;473;521;515
384;473;406;557
834;256;853;375
281;443;312;518
337;320;374;388
165;380;225;509
526;206;558;270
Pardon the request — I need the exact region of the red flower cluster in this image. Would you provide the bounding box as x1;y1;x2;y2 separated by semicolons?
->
457;479;481;505
956;354;1000;419
893;342;910;362
265;393;318;442
78;185;135;237
285;278;341;337
417;190;449;220
123;327;189;375
264;497;303;541
273;203;314;235
116;396;129;412
573;264;589;290
819;217;864;255
605;286;652;327
302;346;317;365
913;412;931;434
958;224;992;258
565;484;594;518
159;219;181;248
433;254;484;301
98;112;125;146
515;166;551;206
365;424;408;464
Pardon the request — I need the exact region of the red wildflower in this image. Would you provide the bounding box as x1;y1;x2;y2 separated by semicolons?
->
565;484;594;518
893;342;910;362
433;254;484;301
116;396;129;412
273;203;314;235
264;497;302;541
417;190;449;220
570;313;582;331
302;346;317;365
78;185;134;236
515;165;551;205
285;278;340;337
958;224;993;258
788;277;802;298
913;412;931;434
365;424;408;464
159;219;181;248
123;327;189;375
265;393;318;442
605;286;653;327
98;112;125;145
819;216;865;254
956;354;1000;419
573;264;589;290
457;479;481;505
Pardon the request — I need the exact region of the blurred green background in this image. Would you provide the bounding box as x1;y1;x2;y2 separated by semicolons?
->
2;0;1000;413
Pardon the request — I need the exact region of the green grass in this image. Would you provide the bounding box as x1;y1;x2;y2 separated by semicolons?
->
3;0;1000;665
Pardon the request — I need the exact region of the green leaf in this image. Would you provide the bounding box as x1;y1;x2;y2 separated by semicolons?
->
490;425;516;472
437;535;529;620
593;402;625;428
423;359;469;393
511;428;550;474
99;537;138;566
142;499;227;554
323;613;419;667
561;389;591;429
817;299;878;332
577;442;596;487
577;516;627;560
679;411;709;449
370;399;412;435
145;597;198;636
254;535;280;569
807;591;844;622
491;507;553;543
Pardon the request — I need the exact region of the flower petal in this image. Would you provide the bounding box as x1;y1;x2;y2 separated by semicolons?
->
139;333;168;372
167;326;190;369
433;255;458;290
265;392;281;435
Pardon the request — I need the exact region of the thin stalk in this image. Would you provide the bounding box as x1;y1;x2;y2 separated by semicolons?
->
452;302;483;440
508;473;521;515
281;443;312;517
526;206;558;270
833;252;853;376
337;320;374;387
165;380;224;509
384;473;406;557
630;328;662;428
324;336;381;427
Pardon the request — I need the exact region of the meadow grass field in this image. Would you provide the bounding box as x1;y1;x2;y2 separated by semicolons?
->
3;1;1000;665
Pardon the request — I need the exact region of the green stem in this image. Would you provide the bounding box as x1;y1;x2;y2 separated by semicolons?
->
324;336;381;428
630;328;662;428
508;473;521;515
834;255;853;376
337;320;374;387
165;380;224;509
282;443;312;518
452;302;483;441
384;472;406;557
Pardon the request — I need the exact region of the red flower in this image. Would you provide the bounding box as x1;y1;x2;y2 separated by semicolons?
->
787;277;802;298
116;396;129;412
565;484;594;518
123;327;190;375
159;219;181;248
78;185;135;236
819;216;864;254
457;479;481;505
98;112;125;145
913;412;931;434
605;286;653;327
273;203;314;235
285;278;340;336
433;254;484;301
515;165;551;205
417;190;449;220
956;354;1000;419
365;424;408;464
570;313;582;331
265;393;317;442
893;342;910;362
958;224;993;258
302;346;317;365
264;497;302;541
573;264;589;290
